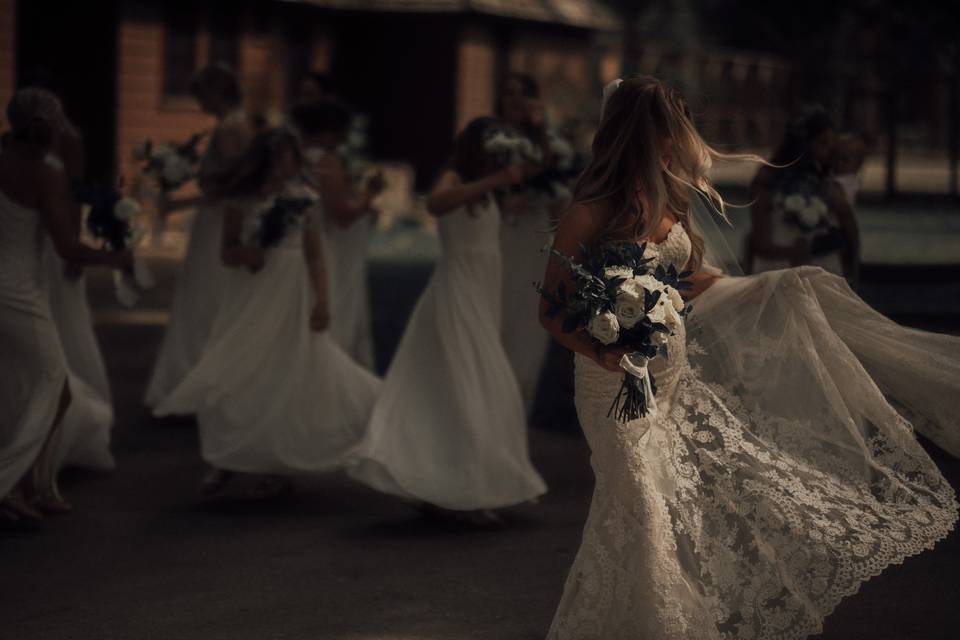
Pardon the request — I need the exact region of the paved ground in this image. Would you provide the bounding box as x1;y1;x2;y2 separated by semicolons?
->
2;257;959;640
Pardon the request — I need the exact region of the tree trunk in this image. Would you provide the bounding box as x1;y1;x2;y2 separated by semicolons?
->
885;89;898;198
949;75;959;198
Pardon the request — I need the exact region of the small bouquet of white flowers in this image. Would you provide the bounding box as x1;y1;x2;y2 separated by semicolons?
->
254;183;320;248
775;175;847;257
78;182;154;307
135;132;205;194
539;241;692;422
484;126;581;207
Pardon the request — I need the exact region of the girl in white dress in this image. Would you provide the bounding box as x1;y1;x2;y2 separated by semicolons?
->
0;89;131;527
347;117;547;518
497;73;567;415
145;64;254;410
154;128;381;497
749;107;859;279
541;77;956;640
293;98;384;370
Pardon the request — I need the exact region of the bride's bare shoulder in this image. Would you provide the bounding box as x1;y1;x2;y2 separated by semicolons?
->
556;201;606;238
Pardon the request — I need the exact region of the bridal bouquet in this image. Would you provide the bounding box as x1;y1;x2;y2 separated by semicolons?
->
78;182;155;307
539;242;692;421
254;183;319;248
135;132;205;194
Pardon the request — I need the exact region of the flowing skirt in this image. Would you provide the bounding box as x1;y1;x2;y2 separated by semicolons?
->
45;246;114;470
327;216;376;370
549;268;957;639
347;249;547;510
0;303;66;498
155;248;381;474
145;206;229;410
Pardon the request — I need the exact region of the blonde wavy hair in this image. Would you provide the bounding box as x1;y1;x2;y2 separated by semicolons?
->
573;76;761;270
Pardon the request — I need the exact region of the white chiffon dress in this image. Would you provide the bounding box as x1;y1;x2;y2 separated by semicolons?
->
326;214;376;370
145;112;246;410
44;242;114;471
500;201;553;415
548;224;957;640
347;195;547;510
154;195;381;474
0;189;66;498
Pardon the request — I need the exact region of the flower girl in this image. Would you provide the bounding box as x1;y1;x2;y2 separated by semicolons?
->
347;117;547;519
154;128;380;496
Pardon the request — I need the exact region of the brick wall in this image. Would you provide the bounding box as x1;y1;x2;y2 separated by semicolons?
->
0;0;15;130
115;6;296;191
455;26;497;133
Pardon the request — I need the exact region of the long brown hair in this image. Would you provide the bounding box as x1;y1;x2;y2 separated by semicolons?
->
573;76;761;270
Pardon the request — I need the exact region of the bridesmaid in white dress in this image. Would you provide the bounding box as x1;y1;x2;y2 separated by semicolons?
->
347;117;547;519
292;98;384;370
1;116;114;472
750;108;859;279
40;123;115;472
145;64;254;410
155;128;381;497
498;73;568;415
0;89;131;526
541;77;956;640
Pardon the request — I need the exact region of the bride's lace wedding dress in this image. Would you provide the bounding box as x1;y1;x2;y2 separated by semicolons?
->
548;223;957;640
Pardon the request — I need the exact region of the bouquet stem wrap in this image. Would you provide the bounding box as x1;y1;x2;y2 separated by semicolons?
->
608;353;657;422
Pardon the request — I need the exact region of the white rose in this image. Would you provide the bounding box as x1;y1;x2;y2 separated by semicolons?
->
667;286;685;313
630;274;666;295
113;197;142;221
587;311;620;345
797;206;822;228
614;287;645;329
604;266;633;280
783;194;806;213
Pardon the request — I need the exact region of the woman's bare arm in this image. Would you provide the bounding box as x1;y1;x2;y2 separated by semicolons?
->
426;167;522;217
303;211;330;331
39;166;130;270
221;202;263;270
538;202;630;372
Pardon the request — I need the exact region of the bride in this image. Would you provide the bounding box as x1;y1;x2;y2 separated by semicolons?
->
540;76;958;640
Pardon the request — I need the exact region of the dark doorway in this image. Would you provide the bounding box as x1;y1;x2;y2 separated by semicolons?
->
17;0;118;182
332;12;458;190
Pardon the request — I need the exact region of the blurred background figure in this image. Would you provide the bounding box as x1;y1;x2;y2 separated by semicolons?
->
13;70;116;474
749;106;859;280
0;88;130;527
497;73;572;418
144;64;253;411
154;128;380;498
348;116;545;525
294;95;383;369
